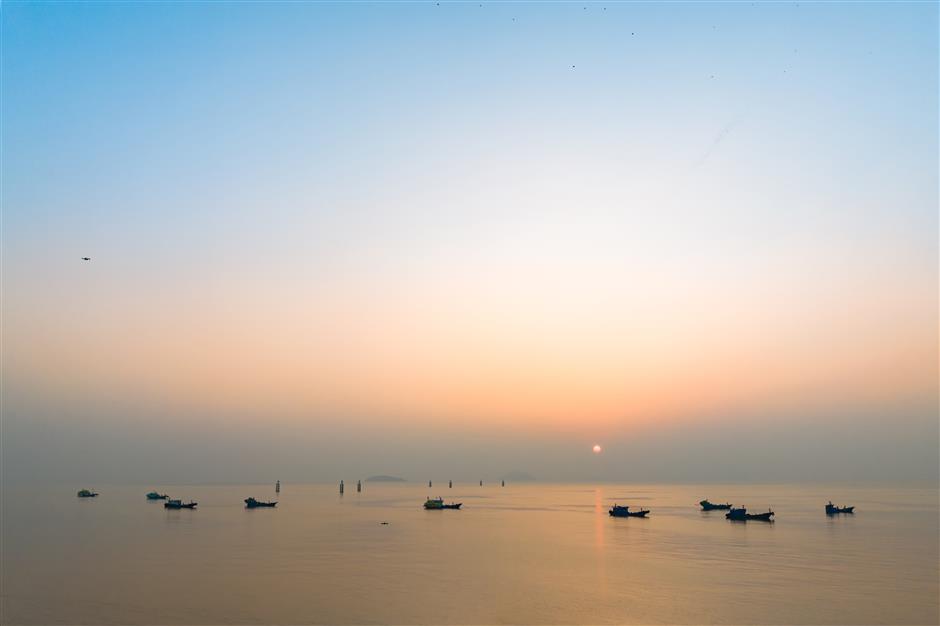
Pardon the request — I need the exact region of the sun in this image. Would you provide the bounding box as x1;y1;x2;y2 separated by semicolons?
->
592;444;602;454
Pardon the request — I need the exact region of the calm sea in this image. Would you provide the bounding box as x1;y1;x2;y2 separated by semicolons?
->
2;482;937;625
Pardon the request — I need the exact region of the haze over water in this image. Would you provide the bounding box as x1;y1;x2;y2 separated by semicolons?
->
3;483;938;625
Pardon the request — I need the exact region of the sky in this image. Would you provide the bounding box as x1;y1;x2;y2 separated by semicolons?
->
2;1;937;484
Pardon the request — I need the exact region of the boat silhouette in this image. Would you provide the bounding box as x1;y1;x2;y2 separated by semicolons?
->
245;497;277;508
424;497;462;510
146;491;168;500
77;489;98;498
164;499;197;509
726;507;773;521
825;501;854;515
609;504;649;518
700;499;732;511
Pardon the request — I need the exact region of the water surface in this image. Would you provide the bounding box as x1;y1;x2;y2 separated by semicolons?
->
2;483;937;624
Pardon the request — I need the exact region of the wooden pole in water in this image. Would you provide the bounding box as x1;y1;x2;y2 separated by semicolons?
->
480;480;483;486
340;480;344;494
449;480;452;488
501;480;505;487
357;480;361;493
428;480;432;488
276;480;280;493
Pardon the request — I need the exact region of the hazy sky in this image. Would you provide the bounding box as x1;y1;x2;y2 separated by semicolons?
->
3;1;937;484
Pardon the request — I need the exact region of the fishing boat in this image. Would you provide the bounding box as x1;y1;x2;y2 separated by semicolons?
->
245;497;277;508
164;499;197;509
609;504;649;518
77;489;98;498
146;491;168;500
825;501;854;515
424;497;461;510
726;507;773;521
700;499;732;511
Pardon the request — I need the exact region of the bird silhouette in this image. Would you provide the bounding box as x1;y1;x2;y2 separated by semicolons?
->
81;257;91;261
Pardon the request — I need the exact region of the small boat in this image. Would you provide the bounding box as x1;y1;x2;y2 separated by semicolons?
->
825;501;854;515
700;499;732;511
164;499;197;509
245;497;277;508
146;491;169;500
609;504;649;518
424;497;461;510
726;507;773;521
77;489;98;498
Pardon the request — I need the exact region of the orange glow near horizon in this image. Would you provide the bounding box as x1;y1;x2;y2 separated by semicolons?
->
7;251;936;438
5;177;937;439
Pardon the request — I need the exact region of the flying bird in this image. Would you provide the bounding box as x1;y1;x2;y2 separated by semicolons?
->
81;257;91;261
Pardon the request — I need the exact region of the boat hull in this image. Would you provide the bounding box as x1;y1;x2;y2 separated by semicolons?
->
726;509;774;521
164;501;197;509
609;507;649;518
745;512;774;521
425;502;461;509
700;501;732;511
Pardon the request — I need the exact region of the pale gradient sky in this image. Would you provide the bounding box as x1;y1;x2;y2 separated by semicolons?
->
3;1;937;484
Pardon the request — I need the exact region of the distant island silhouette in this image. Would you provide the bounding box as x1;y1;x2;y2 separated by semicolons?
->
501;471;536;482
365;475;407;482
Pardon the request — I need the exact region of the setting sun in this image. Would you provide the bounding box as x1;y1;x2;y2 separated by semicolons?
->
592;445;602;454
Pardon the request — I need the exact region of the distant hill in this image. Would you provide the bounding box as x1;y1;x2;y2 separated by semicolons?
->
365;475;406;482
501;471;536;482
